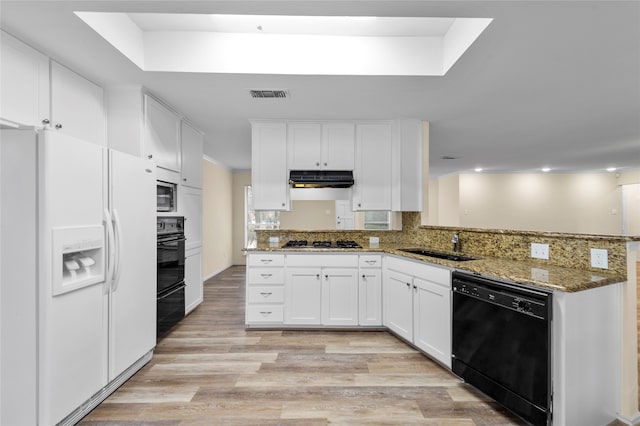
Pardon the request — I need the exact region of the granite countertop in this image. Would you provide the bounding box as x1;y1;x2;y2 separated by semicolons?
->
247;245;625;292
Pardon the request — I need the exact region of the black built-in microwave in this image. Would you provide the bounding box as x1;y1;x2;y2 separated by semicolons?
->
157;180;177;212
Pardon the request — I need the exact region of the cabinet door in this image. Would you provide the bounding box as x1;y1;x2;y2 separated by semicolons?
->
181;186;202;250
50;61;105;146
353;123;392;210
321;267;358;326
413;277;451;367
0;31;50;128
393;119;423;212
185;249;203;314
359;269;382;326
287;122;322;169
285;268;321;325
251;122;289;210
180;121;203;188
322;123;355;170
384;270;413;341
144;94;181;171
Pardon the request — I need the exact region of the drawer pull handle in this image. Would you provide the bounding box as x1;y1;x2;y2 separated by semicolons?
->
260;292;273;297
260;273;273;278
260;259;273;264
259;311;272;316
365;260;377;265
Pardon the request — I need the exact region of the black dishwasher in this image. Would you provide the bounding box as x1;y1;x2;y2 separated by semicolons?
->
451;271;552;426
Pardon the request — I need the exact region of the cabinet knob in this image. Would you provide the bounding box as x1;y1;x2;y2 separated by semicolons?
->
148;154;153;159
324;162;327;166
362;274;366;279
282;203;285;207
316;274;320;279
413;285;417;290
55;123;62;129
358;203;362;208
316;162;320;166
183;178;187;182
42;118;50;125
406;282;411;288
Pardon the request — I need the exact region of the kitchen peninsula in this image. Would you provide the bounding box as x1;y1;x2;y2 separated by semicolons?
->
247;212;636;426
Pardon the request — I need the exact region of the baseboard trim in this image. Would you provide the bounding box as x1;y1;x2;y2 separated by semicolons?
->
618;412;640;425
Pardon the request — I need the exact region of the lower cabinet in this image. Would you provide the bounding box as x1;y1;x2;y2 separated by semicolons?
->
184;248;203;314
246;253;285;325
359;255;383;326
384;256;452;367
285;254;359;326
321;268;359;326
285;268;323;324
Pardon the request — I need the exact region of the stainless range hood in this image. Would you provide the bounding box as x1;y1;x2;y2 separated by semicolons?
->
289;170;354;188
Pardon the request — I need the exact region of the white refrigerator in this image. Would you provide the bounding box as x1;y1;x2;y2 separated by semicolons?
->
1;129;156;425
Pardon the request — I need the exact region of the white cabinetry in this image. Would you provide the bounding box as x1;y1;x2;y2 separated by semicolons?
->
144;94;181;172
384;256;452;367
353;122;393;211
246;254;285;324
180;120;204;189
285;267;323;324
251;121;290;210
392;119;423;212
285;254;359;326
0;32;105;145
0;30;50;128
50;61;105;146
358;255;382;326
321;267;359;326
287;122;355;170
184;248;202;314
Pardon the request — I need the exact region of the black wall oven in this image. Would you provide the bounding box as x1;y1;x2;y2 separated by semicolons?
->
451;271;552;426
157;216;186;337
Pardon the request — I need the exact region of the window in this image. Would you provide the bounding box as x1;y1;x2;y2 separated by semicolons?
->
363;211;391;230
245;185;280;248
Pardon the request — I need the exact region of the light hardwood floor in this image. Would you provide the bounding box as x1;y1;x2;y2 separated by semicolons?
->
80;266;525;425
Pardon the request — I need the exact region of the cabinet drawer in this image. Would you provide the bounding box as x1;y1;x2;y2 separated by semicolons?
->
248;286;284;304
286;254;358;267
248;268;284;284
248;253;285;267
247;305;284;323
359;255;382;268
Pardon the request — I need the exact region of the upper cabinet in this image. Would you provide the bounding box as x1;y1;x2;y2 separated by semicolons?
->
353;122;393;211
106;87;204;184
251;119;424;212
50;61;105;146
144;94;181;172
251;121;290;211
287;122;355;170
1;32;105;146
0;31;50;128
180;121;204;189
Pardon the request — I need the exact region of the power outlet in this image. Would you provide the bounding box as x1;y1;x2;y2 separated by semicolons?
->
531;243;549;260
591;248;608;269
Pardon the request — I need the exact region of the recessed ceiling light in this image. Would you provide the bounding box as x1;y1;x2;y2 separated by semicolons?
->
606;167;617;172
474;167;483;172
541;167;551;172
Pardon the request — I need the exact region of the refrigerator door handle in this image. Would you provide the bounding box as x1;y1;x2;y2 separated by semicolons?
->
104;208;116;287
112;209;123;292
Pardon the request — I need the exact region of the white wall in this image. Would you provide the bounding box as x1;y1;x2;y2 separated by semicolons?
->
202;159;233;279
231;171;251;265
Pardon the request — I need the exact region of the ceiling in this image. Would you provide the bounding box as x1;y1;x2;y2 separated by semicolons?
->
1;1;638;177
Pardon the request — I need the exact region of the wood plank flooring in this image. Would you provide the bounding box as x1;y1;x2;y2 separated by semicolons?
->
80;266;526;425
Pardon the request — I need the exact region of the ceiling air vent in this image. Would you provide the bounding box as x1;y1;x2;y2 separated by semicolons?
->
249;89;289;99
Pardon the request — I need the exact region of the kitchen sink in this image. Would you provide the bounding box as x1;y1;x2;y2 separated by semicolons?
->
399;248;477;262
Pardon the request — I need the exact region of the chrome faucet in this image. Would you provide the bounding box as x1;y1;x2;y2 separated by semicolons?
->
452;232;460;253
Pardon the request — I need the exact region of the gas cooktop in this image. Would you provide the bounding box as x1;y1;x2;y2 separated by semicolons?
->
281;240;362;249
